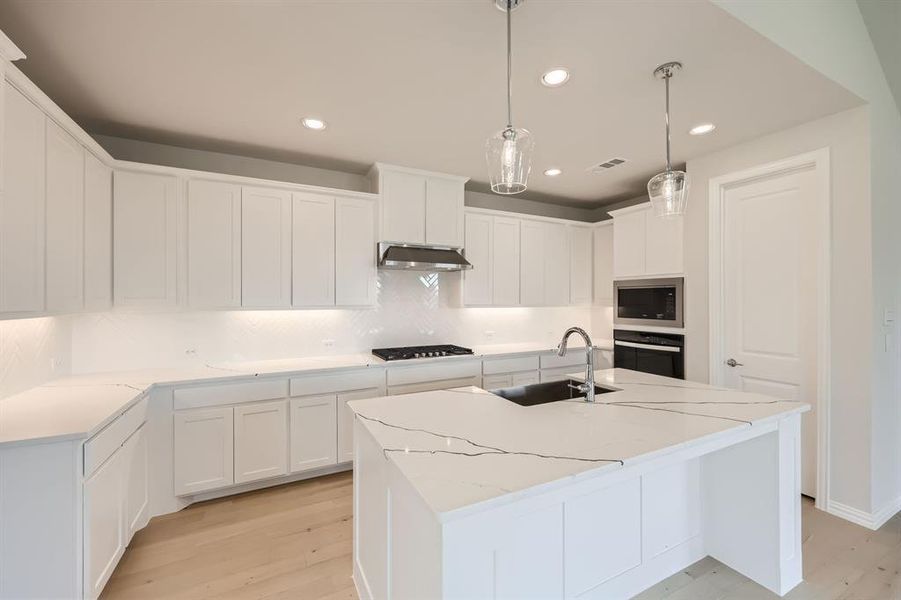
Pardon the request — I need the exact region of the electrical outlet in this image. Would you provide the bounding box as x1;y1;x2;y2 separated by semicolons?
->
322;339;335;348
485;330;496;340
49;357;59;374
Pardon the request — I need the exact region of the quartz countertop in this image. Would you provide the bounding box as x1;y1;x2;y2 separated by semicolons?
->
0;340;613;448
348;368;809;520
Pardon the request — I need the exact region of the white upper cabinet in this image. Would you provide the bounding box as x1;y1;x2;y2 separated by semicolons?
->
520;219;546;306
292;192;335;307
83;153;112;311
569;225;592;306
242;186;292;308
45;120;84;313
1;82;45;313
593;222;614;305
425;176;465;247
335;196;376;306
463;212;492;306
609;202;683;278
544;222;571;306
186;179;241;308
370;163;468;246
492;216;520;306
114;171;178;307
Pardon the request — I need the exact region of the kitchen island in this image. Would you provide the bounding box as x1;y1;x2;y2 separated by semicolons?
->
349;368;809;599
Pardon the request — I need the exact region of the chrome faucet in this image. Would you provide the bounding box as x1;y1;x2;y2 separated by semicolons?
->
557;327;596;403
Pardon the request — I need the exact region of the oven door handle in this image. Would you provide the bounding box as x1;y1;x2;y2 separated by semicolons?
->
614;340;682;353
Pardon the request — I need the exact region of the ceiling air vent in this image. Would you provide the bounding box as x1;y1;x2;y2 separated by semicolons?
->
587;157;628;173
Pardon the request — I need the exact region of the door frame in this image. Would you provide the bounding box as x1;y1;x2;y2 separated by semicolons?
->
707;148;831;508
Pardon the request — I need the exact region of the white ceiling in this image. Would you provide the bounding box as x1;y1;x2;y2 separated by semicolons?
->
0;0;862;206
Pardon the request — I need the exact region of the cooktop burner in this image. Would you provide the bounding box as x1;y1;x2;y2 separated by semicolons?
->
372;344;474;361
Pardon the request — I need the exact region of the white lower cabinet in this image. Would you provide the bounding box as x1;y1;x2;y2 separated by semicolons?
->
122;425;149;539
174;407;235;495
290;394;338;472
234;400;288;484
338;388;379;463
84;449;125;600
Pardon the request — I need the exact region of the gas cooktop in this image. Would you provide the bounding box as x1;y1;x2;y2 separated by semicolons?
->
372;344;474;361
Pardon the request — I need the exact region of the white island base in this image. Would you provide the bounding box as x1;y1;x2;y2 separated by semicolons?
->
351;371;805;600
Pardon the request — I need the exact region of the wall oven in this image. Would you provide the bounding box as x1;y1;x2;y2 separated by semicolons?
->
613;277;683;329
613;329;685;379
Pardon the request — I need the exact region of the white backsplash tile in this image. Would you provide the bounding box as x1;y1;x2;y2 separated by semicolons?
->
0;316;71;399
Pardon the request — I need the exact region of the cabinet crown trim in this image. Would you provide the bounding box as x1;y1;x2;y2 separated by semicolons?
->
607;202;651;218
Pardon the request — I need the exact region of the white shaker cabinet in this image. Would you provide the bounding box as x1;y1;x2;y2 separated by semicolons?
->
335;196;376;306
593;221;614;305
122;425;149;539
492;216;520;306
610;202;683;277
612;206;646;278
289;394;338;472
173;407;235;496
234;400;288;484
644;209;683;275
337;388;383;464
425;176;465;247
186;180;241;308
569;225;593;306
113;171;178;307
45;120;85;313
544;222;571;306
83;153;112;311
242;186;291;308
519;219;546;306
292;192;335;307
83;447;125;600
1;81;45;313
463;212;492;306
378;168;426;243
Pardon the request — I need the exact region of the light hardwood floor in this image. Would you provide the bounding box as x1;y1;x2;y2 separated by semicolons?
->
103;472;901;599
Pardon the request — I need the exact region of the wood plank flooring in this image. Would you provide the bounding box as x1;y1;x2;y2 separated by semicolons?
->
102;472;901;599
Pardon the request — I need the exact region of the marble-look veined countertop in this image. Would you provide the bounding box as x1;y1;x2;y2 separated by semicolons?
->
0;340;613;448
348;368;809;520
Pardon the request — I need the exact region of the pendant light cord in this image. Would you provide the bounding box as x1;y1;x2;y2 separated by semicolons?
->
664;72;672;172
506;0;513;130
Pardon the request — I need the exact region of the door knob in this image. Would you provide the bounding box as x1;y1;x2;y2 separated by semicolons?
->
725;358;744;367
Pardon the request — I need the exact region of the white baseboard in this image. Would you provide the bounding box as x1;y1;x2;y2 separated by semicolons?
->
827;497;901;530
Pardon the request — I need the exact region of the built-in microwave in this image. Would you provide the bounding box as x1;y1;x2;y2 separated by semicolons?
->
613;277;683;328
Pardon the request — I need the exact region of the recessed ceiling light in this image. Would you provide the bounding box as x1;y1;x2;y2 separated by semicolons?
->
301;117;327;131
541;68;570;87
689;122;715;136
543;168;562;177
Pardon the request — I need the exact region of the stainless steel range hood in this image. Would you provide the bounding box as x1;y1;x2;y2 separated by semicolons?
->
377;242;472;272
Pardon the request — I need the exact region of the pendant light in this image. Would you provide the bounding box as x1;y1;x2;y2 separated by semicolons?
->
647;61;689;217
486;0;533;195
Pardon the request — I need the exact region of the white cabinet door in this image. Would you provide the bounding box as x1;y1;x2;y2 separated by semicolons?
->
114;171;177;307
1;82;45;313
337;388;382;464
482;374;512;390
569;225;592;306
122;424;148;541
242;186;291;307
289;394;338;472
425;177;464;247
187;180;241;308
512;371;539;386
612;208;646;278
492;216;520;306
645;212;683;275
83;446;124;600
45;120;84;313
83;153;112;311
335;197;376;306
544;222;570;306
293;192;335;307
520;219;545;306
173;407;234;496
593;223;614;305
234;400;288;484
463;212;492;306
381;170;426;244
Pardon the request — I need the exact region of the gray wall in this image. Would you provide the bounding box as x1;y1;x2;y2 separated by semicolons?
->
92;134;642;223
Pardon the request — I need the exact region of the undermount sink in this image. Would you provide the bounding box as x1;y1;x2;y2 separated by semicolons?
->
490;379;615;407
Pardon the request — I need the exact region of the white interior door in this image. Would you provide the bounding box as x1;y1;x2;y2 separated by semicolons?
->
720;167;818;497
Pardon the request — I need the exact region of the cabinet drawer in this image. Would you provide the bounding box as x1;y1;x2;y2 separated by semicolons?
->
482;374;512;390
84;396;148;477
540;366;581;383
173;378;287;410
483;355;540;375
289;368;384;397
387;360;481;387
540;350;590;369
388;376;480;396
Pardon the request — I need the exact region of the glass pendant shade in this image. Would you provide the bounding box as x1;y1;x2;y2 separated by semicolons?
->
486;126;534;194
647;169;689;218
